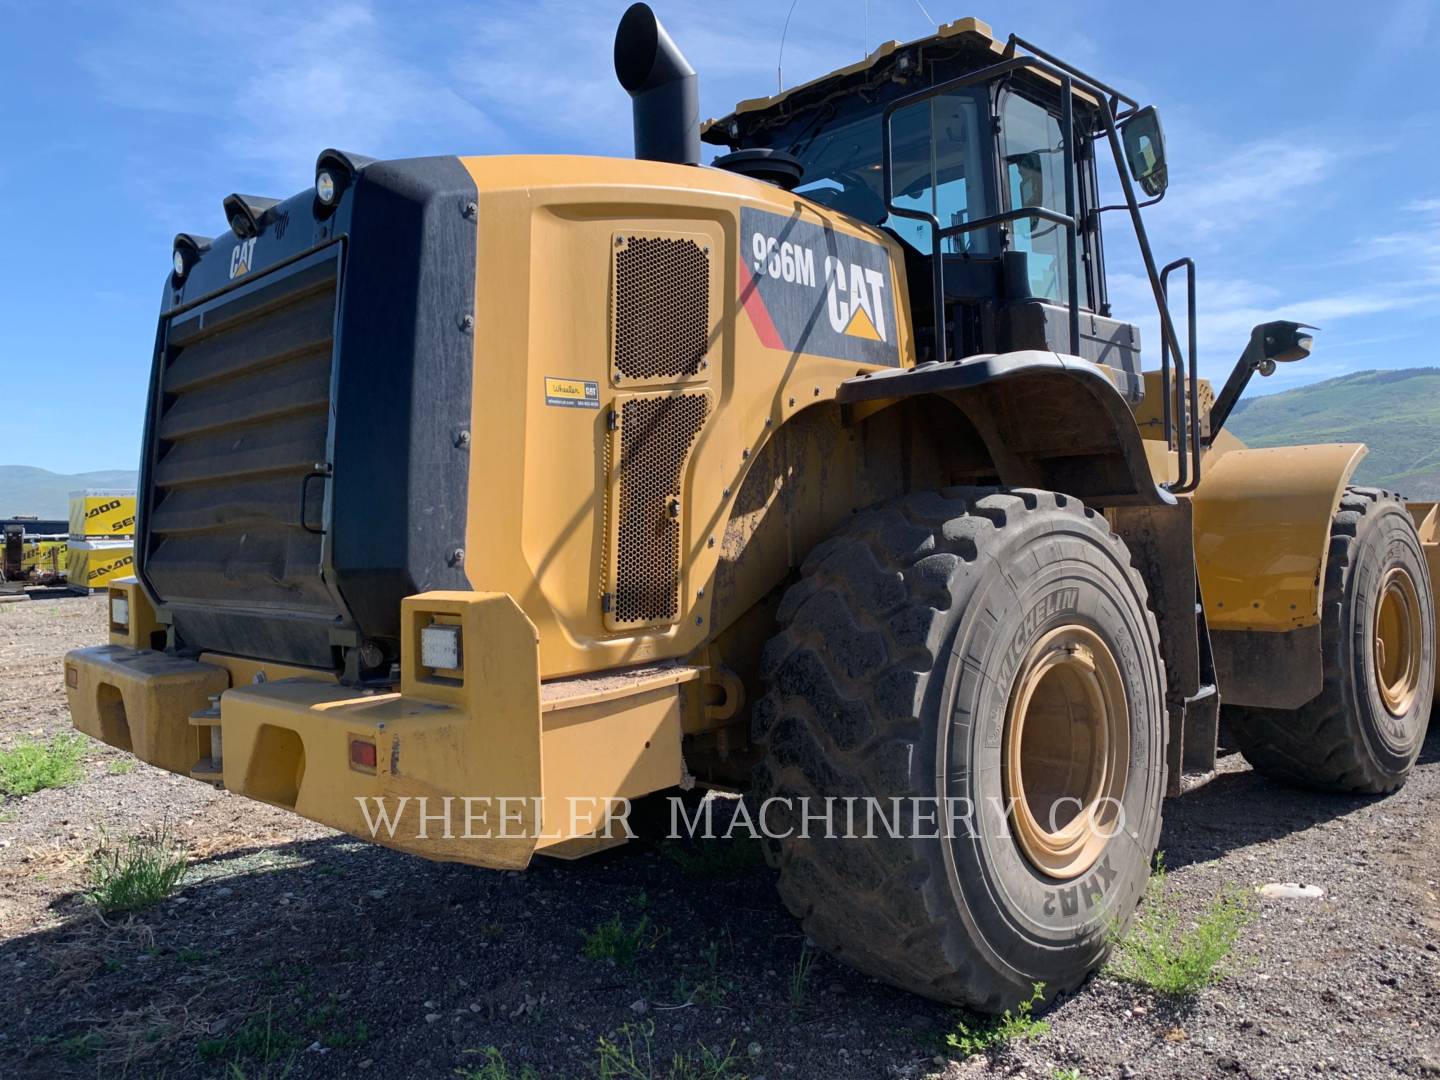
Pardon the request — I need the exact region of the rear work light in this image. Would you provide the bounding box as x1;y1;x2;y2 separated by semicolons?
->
110;594;129;628
420;623;463;671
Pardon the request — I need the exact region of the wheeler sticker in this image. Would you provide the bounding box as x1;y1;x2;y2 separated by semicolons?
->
738;206;900;367
545;376;601;409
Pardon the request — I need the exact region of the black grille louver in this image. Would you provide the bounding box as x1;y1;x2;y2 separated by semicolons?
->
144;252;340;622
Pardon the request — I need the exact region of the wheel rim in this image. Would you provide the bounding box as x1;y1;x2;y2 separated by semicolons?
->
1003;625;1130;881
1374;566;1422;717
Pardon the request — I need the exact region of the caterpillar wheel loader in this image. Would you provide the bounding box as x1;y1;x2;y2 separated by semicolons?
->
65;4;1437;1011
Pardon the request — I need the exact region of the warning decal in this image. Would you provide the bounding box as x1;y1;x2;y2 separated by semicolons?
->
738;207;900;367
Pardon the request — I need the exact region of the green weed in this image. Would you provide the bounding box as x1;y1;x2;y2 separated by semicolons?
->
595;1020;743;1080
1107;857;1254;996
86;826;188;914
455;1046;541;1080
0;733;87;796
582;912;663;967
1052;1068;1085;1080
944;983;1049;1058
658;836;766;879
788;943;818;1011
107;758;136;775
672;937;734;1006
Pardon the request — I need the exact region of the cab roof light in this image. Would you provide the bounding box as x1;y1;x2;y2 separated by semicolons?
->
222;193;280;239
171;232;212;283
314;148;375;216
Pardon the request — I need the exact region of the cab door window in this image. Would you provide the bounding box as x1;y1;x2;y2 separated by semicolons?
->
1000;91;1091;308
886;89;993;256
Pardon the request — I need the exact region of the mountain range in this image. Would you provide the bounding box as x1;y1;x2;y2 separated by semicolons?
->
2;368;1436;520
0;465;138;520
1228;368;1440;499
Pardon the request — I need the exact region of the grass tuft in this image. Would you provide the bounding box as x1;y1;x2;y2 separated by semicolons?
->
788;943;818;1012
0;733;88;796
672;936;734;1006
86;825;188;914
658;836;767;879
944;983;1049;1059
582;912;663;968
455;1047;541;1080
595;1019;742;1080
1106;856;1254;997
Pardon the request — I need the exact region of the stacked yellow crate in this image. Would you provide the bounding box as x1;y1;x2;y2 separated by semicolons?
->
67;490;137;593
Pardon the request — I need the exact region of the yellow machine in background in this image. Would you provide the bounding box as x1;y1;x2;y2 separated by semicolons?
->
68;490;137;539
68;539;135;594
66;5;1434;1012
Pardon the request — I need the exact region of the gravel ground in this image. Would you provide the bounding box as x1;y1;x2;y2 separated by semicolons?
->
1;594;1437;1079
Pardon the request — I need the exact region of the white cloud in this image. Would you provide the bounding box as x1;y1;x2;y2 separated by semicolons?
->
82;0;504;188
1118;135;1342;248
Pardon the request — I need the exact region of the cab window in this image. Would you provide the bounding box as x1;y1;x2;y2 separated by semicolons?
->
886;90;993;256
999;92;1092;308
786;88;993;257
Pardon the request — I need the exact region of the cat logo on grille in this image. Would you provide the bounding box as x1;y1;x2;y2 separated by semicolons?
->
229;236;258;279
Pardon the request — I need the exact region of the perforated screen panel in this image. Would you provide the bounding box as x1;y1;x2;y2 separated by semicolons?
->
609;393;710;628
613;236;710;382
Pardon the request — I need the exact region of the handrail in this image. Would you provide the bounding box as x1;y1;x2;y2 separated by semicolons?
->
1004;34;1139;121
1160;257;1201;492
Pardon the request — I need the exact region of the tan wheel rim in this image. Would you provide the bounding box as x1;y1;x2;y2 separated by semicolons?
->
1003;625;1130;881
1374;566;1422;717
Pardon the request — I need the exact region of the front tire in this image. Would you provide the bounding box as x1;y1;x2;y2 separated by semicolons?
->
752;488;1167;1011
1226;487;1435;794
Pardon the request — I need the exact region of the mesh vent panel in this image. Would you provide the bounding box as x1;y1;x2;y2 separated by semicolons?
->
613;237;709;381
613;394;709;625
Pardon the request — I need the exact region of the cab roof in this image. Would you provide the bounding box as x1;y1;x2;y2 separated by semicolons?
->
702;17;1004;139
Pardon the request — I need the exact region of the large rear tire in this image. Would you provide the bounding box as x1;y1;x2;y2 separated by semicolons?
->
752;488;1167;1011
1225;487;1435;794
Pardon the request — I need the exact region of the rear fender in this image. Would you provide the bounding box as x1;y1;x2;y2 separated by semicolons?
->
838;351;1168;508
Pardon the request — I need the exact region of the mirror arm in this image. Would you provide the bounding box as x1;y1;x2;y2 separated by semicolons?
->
1207;321;1316;441
1090;190;1164;221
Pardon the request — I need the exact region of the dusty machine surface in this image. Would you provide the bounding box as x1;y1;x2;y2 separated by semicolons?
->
65;4;1437;1010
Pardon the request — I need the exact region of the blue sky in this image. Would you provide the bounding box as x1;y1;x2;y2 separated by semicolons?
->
3;0;1436;473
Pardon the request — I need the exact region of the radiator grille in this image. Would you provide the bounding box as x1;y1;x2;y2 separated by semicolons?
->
611;393;710;626
144;254;339;616
613;236;710;382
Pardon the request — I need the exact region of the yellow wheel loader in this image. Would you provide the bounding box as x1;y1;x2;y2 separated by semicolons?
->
65;4;1436;1011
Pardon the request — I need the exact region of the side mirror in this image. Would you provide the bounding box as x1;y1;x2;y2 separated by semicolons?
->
1121;106;1168;197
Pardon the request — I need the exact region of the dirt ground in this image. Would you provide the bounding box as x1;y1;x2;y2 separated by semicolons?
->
1;594;1438;1079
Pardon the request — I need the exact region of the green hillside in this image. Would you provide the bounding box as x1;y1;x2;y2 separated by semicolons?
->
1228;368;1440;499
0;465;138;520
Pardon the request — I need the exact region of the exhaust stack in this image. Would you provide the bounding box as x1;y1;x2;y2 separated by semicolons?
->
614;3;700;165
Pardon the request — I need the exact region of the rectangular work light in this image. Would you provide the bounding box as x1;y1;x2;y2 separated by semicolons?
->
419;623;463;671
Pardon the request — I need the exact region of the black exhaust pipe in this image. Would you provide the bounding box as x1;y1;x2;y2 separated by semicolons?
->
614;3;700;165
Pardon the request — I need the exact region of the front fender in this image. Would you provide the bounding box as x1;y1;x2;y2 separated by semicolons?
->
1193;443;1366;632
1192;442;1366;710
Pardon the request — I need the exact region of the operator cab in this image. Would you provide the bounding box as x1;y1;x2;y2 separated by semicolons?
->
704;18;1169;401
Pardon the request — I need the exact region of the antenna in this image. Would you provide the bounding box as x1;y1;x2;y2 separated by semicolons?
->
913;0;936;26
778;0;801;93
